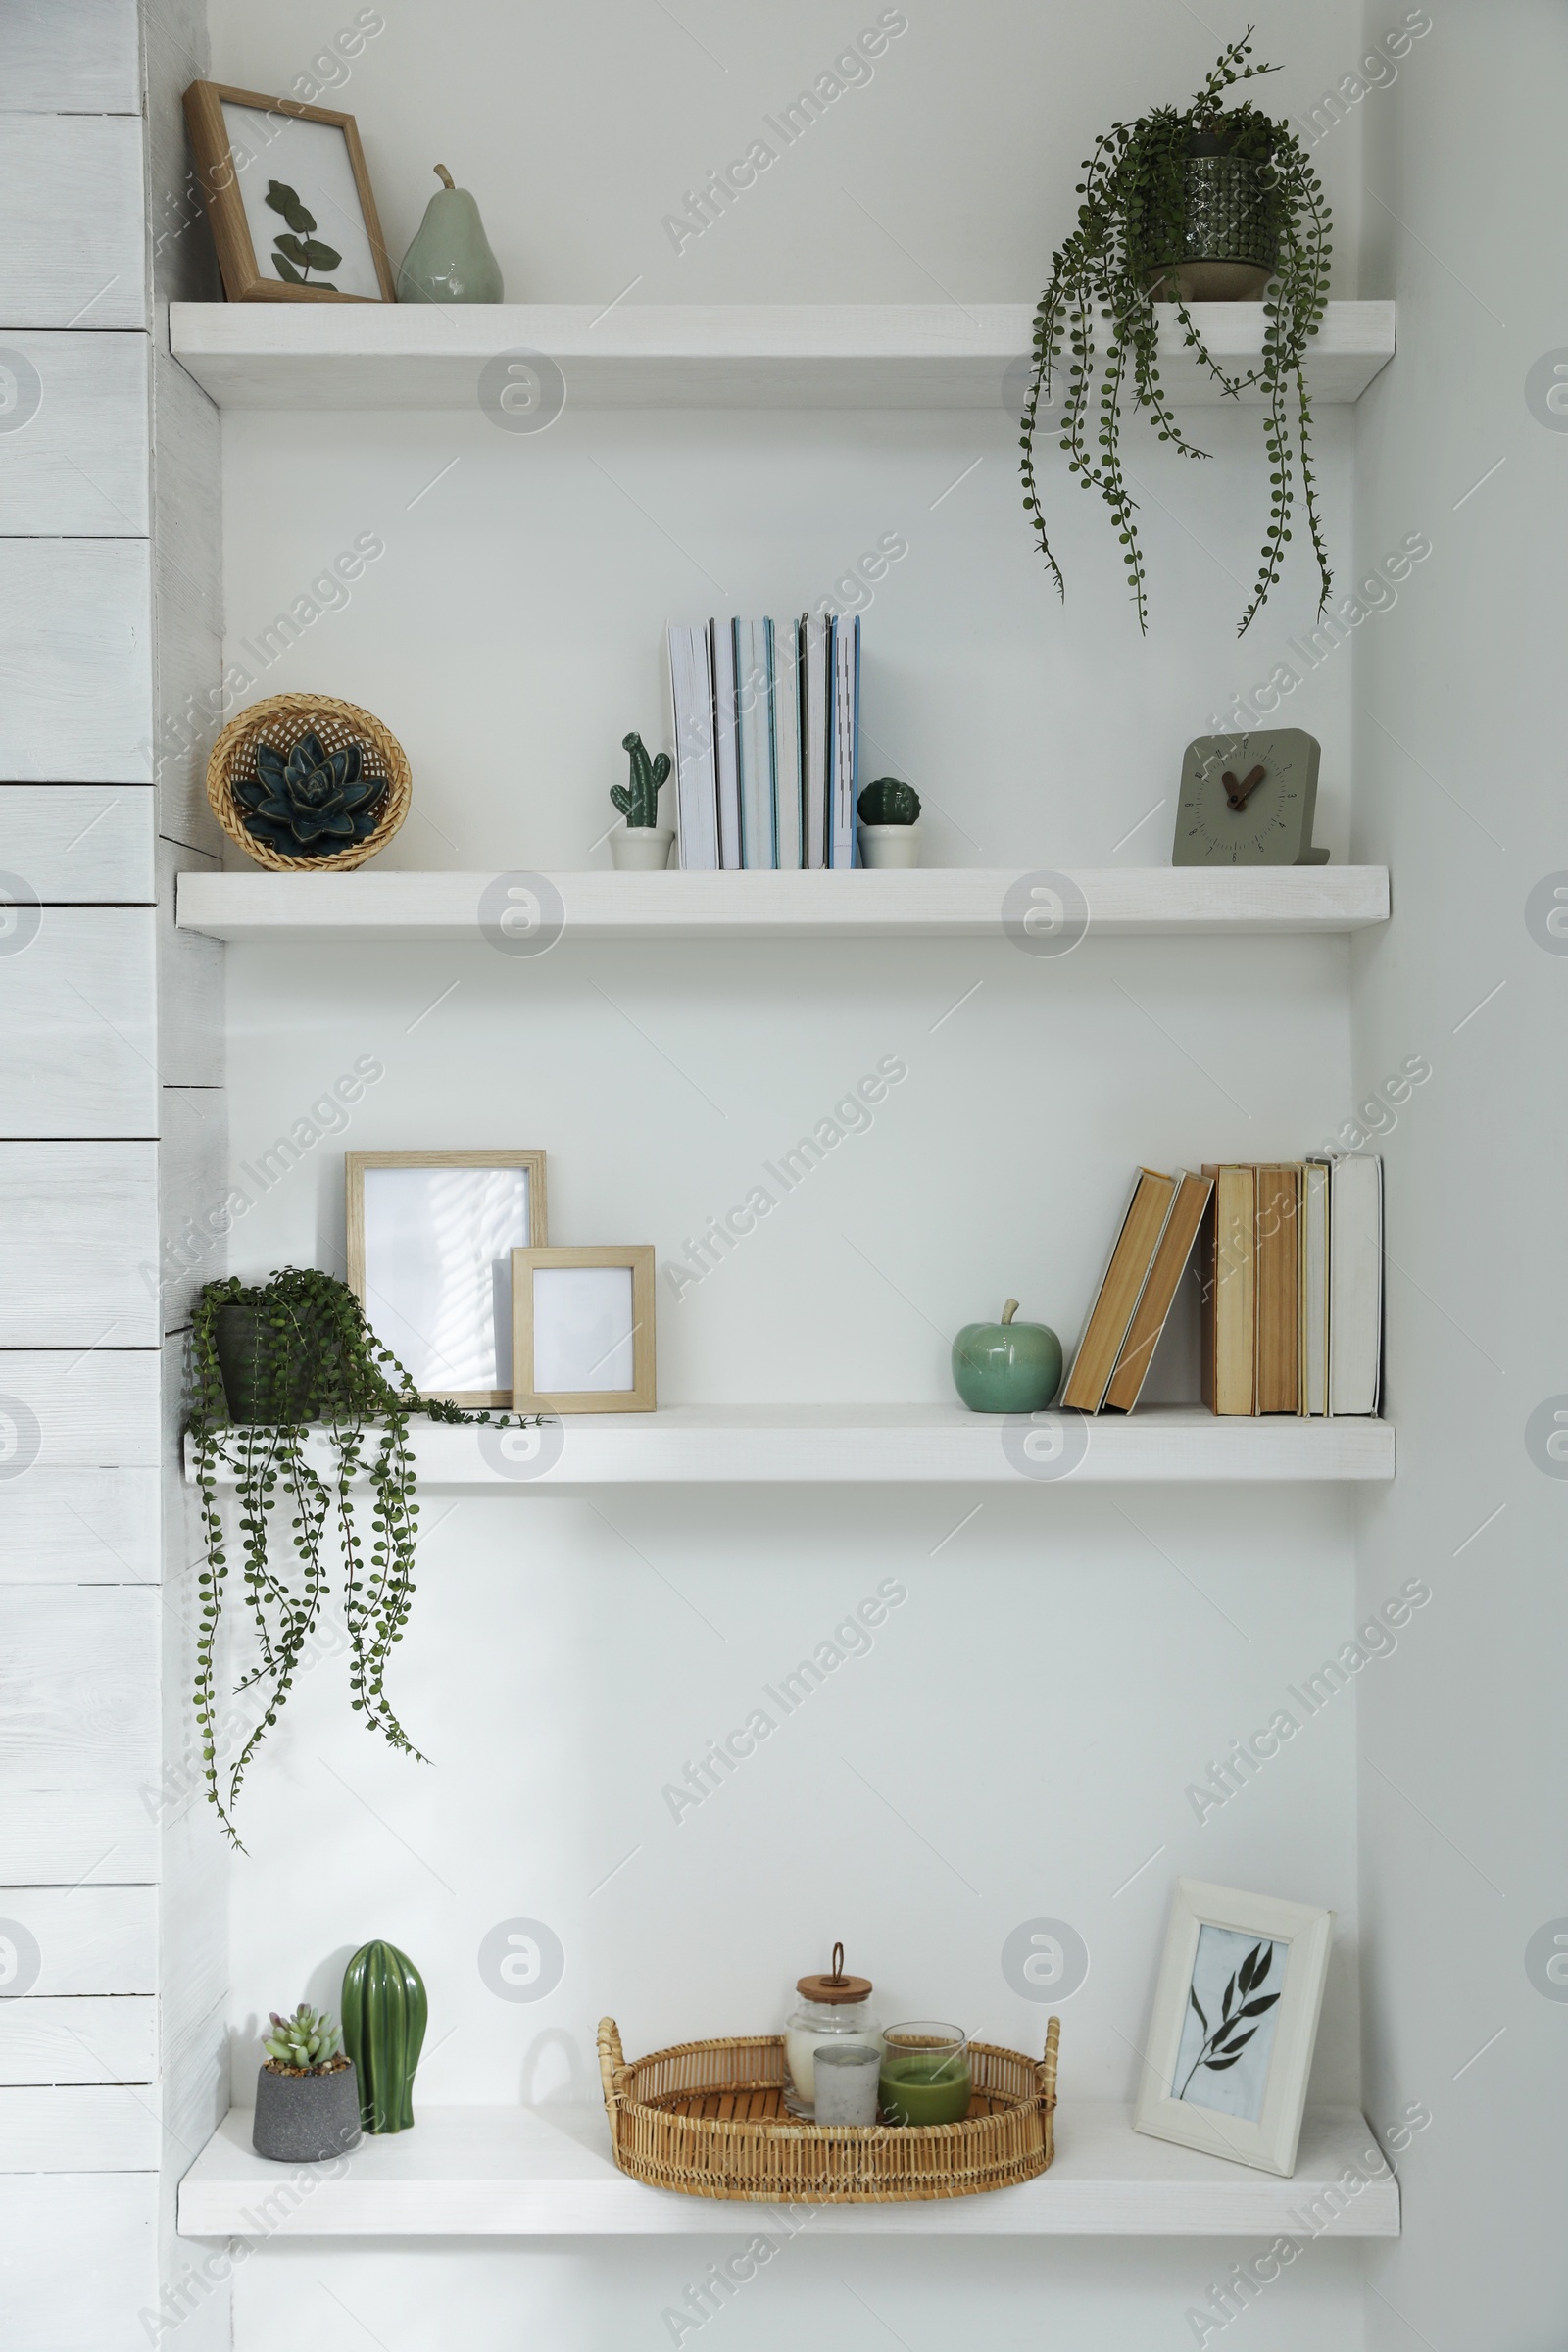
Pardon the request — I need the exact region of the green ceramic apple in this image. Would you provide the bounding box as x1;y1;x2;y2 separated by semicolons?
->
952;1298;1062;1413
397;165;503;303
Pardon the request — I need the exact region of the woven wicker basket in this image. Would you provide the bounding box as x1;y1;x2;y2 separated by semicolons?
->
597;2015;1058;2203
206;692;412;872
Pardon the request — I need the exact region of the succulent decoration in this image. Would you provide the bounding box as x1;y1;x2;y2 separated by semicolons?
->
1179;1938;1281;2098
612;732;671;829
189;1267;543;1845
265;2002;345;2075
858;776;921;826
1019;28;1332;634
265;179;341;288
235;731;386;858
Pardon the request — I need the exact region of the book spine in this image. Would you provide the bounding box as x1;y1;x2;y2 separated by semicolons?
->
710;619;740;870
763;616;778;867
850;614;861;865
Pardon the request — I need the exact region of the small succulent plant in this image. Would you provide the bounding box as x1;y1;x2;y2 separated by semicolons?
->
612;732;671;830
265;2002;343;2075
236;731;387;858
858;776;921;826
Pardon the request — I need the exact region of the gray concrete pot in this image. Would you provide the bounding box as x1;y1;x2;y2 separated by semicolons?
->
252;2059;363;2164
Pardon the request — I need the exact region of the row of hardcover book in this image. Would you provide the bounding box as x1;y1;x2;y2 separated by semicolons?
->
666;615;861;870
1062;1155;1383;1417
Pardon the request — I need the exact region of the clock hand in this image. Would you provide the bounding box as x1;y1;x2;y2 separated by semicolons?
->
1222;762;1267;810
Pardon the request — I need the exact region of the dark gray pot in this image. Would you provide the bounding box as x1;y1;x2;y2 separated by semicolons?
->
252;2060;364;2164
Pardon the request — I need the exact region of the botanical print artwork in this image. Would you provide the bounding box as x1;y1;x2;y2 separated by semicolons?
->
265;180;341;288
220;104;384;300
1171;1925;1285;2122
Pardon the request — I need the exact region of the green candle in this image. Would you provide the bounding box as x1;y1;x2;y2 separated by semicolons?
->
879;2045;972;2127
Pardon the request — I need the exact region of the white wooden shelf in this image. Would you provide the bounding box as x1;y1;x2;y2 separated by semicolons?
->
176;865;1389;944
177;2100;1397;2238
184;1405;1394;1487
168;300;1395;411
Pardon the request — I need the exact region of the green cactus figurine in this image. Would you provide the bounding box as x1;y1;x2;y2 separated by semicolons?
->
857;776;921;826
612;732;671;830
341;1940;427;2133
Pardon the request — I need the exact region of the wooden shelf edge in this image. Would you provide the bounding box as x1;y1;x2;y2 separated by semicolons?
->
176;2100;1399;2238
175;866;1391;943
183;1406;1395;1488
169;300;1395;411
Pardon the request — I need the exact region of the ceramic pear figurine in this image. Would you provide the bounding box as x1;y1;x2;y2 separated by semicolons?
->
397;165;503;303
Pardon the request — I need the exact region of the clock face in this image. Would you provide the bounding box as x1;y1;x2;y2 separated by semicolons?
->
1171;729;1322;866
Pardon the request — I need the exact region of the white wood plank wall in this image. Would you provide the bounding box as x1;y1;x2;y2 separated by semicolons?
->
0;3;228;2341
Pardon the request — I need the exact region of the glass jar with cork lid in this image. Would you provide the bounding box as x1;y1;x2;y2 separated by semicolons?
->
783;1945;881;2118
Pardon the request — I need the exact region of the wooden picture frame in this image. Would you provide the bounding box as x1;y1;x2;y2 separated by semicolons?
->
182;80;395;303
346;1151;548;1408
1135;1878;1333;2178
511;1247;657;1415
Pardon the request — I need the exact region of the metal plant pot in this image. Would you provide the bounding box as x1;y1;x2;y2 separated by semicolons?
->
1148;142;1280;303
252;2059;363;2164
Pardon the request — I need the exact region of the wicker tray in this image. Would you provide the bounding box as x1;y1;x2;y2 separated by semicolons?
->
206;690;411;872
597;2015;1058;2203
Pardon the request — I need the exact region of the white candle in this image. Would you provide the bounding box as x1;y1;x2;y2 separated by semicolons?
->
813;2043;880;2127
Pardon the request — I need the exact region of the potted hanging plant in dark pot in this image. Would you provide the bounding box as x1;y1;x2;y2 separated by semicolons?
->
253;2002;362;2163
189;1268;541;1846
1019;28;1333;634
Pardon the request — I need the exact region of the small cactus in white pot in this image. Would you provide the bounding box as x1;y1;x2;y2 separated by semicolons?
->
610;733;675;870
252;2002;362;2164
857;777;923;868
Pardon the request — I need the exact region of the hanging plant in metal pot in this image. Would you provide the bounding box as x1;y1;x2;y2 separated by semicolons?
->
188;1268;544;1847
1018;28;1333;635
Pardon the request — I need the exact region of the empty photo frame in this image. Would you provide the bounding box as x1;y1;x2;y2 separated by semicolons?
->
183;81;395;302
1135;1878;1333;2178
347;1152;547;1406
511;1248;657;1413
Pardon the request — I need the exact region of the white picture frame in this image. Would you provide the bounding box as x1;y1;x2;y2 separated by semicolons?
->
1134;1878;1333;2177
346;1150;547;1407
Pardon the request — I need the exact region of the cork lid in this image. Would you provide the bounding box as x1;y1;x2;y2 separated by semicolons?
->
796;1942;871;2004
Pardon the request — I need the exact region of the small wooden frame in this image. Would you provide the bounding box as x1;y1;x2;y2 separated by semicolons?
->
347;1151;547;1408
1135;1878;1333;2178
182;80;395;304
511;1247;657;1414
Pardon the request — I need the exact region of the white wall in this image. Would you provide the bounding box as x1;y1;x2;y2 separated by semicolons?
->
1353;2;1568;2344
198;4;1383;2347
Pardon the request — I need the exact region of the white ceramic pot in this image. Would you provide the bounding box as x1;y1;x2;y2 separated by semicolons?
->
610;826;674;871
857;823;922;870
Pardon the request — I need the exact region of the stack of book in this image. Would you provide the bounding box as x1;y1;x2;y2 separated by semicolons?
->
666;615;860;870
1061;1155;1383;1417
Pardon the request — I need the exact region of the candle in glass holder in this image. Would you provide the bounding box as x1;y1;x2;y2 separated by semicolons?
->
812;2042;881;2127
782;1944;880;2118
878;2022;971;2127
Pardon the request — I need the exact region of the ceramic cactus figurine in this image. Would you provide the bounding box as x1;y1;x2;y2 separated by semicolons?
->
857;776;921;826
612;733;671;830
341;1939;427;2133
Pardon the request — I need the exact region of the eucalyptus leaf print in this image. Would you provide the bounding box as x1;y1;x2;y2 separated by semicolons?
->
266;179;341;289
1174;1927;1287;2120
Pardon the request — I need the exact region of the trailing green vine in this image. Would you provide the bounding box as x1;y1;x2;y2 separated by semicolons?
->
1019;28;1333;634
189;1267;540;1846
